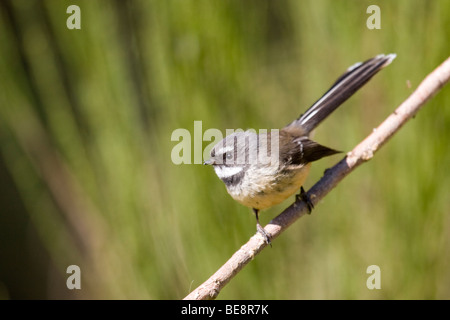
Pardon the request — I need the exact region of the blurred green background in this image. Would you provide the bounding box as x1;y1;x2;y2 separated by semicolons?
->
0;0;449;299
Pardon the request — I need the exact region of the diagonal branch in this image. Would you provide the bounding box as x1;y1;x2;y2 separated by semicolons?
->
184;56;450;300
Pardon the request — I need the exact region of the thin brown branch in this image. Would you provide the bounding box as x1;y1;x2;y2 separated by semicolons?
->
184;56;450;300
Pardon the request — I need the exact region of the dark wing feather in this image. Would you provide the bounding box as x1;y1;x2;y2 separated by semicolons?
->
279;130;340;165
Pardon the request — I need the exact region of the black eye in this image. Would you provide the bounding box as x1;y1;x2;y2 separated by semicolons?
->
223;151;233;162
211;149;216;158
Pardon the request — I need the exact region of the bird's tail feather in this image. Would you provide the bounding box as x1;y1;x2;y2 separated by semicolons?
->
287;53;396;133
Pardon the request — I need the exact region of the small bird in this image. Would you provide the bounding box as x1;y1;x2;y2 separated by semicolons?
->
204;54;396;244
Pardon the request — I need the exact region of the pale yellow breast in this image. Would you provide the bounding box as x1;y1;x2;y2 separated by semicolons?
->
226;163;312;210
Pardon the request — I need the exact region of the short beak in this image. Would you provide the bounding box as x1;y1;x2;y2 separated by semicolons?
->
203;159;213;165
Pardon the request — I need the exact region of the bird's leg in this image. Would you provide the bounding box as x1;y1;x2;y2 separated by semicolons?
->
253;208;272;246
296;186;314;214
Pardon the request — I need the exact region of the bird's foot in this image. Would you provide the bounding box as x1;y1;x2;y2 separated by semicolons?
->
296;186;314;214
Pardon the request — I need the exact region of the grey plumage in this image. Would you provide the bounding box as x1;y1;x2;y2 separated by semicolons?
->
205;54;396;243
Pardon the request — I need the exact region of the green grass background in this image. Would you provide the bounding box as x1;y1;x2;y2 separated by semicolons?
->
0;0;449;299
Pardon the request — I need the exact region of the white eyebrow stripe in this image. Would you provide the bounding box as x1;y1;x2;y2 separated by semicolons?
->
216;145;235;155
214;166;243;178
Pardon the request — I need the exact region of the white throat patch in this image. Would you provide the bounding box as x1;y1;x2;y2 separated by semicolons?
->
214;165;243;179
